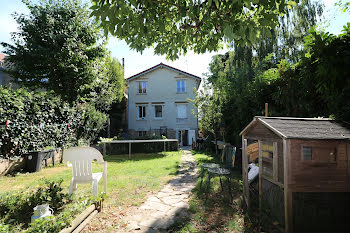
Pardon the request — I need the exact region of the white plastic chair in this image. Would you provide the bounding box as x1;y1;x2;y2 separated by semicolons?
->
63;146;107;196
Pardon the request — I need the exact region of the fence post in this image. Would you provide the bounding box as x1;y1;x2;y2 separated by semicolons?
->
103;143;106;156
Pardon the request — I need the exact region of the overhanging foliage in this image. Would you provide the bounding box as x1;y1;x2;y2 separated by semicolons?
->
90;0;298;59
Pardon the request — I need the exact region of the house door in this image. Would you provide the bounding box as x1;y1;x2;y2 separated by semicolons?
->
178;131;182;146
188;130;195;145
182;130;188;146
177;130;188;146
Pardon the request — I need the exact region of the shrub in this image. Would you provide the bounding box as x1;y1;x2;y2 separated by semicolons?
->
0;87;81;158
0;180;100;233
0;180;70;225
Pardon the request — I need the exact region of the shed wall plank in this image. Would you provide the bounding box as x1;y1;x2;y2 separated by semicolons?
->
273;142;278;181
245;121;281;140
288;139;350;192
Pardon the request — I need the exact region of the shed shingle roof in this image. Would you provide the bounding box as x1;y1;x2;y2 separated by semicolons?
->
241;117;350;140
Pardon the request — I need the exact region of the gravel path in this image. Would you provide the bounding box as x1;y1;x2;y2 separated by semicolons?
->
116;149;198;233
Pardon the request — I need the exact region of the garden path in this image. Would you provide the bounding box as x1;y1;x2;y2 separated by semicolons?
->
117;147;198;233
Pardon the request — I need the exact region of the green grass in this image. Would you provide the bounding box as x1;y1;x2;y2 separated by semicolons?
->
168;150;259;233
0;151;182;207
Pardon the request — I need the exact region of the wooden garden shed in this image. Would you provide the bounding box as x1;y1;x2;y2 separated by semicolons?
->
240;117;350;233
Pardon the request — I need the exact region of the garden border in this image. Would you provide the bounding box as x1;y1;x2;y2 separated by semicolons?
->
59;200;102;233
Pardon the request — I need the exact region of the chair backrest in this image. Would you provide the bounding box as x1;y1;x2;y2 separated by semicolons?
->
63;146;104;181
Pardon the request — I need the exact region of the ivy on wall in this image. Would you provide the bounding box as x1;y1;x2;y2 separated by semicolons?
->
0;88;82;158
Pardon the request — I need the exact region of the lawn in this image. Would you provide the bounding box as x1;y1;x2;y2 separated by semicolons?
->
0;151;182;232
168;150;259;233
0;151;181;205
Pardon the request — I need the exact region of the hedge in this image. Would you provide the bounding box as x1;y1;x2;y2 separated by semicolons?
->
0;87;82;158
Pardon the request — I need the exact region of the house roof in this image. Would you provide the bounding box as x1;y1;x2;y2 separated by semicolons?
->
240;116;350;140
127;63;202;82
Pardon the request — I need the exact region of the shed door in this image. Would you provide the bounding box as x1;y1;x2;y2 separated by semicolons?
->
242;138;249;207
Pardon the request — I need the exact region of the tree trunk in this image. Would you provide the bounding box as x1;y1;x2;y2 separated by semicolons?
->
214;134;218;156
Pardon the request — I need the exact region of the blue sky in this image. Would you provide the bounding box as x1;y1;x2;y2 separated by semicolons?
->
0;0;349;78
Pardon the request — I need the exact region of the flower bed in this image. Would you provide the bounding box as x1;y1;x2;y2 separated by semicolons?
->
0;180;100;233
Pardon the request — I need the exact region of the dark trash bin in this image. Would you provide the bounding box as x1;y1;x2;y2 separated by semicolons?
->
25;149;54;172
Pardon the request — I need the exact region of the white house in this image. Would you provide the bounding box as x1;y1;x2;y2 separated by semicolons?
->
127;63;201;146
0;53;14;87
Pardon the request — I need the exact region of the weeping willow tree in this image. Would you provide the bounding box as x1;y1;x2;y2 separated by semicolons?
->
206;0;324;145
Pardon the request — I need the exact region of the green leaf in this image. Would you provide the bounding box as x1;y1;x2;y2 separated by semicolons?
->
214;0;219;8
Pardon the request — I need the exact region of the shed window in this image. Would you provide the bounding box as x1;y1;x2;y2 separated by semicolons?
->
303;146;312;160
261;141;274;179
262;142;273;159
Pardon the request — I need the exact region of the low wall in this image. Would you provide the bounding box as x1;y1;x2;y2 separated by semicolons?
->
100;140;179;155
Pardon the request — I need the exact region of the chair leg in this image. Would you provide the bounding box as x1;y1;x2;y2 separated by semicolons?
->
219;176;224;192
69;180;76;195
200;167;204;189
104;176;107;194
205;173;211;202
92;180;98;196
227;177;233;203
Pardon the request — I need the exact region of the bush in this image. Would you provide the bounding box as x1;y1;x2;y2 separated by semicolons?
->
0;180;69;225
0;180;100;233
0;88;82;158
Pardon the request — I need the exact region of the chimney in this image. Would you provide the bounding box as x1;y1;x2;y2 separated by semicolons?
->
122;58;125;79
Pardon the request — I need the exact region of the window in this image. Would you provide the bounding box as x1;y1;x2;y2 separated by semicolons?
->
138;106;146;119
303;146;312;160
138;131;147;137
262;142;273;159
261;141;274;178
154;105;162;118
138;81;147;94
177;104;187;118
177;80;186;93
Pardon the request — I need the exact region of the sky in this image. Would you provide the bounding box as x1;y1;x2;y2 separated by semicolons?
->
0;0;349;79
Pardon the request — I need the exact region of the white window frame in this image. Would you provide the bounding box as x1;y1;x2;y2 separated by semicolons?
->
137;105;147;120
154;105;163;119
177;80;186;93
138;81;147;94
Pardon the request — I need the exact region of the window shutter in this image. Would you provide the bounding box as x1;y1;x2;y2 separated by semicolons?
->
177;105;187;118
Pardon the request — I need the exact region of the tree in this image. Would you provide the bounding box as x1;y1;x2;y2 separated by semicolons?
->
1;0;105;103
298;25;350;122
1;0;126;144
205;0;323;144
193;82;222;155
81;54;125;112
90;0;297;59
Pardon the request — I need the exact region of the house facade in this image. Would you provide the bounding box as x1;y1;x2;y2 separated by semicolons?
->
127;63;201;146
0;53;13;87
